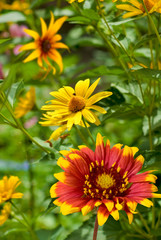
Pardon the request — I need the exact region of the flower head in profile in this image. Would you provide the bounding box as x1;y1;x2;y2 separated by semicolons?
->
0;203;11;226
19;12;68;74
50;133;161;226
39;78;112;139
0;176;23;204
115;0;161;18
14;87;35;119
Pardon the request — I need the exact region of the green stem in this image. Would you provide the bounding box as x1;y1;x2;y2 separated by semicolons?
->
137;211;150;233
82;118;95;146
148;115;153;151
155;209;161;229
96;0;132;64
11;202;39;240
141;0;161;46
0;112;17;128
74;125;90;147
25;137;35;229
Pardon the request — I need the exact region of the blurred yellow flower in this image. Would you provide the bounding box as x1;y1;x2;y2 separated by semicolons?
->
0;0;31;14
19;12;68;74
0;203;11;226
115;0;161;18
14;87;35;119
39;78;112;136
0;176;23;204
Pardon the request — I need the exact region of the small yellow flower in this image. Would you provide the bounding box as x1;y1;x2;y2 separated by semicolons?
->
19;12;68;74
0;203;11;226
115;0;161;18
14;87;35;119
39;78;112;137
0;176;23;204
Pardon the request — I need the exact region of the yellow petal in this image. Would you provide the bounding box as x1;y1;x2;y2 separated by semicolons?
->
85;78;100;99
19;42;36;51
23;29;40;39
110;209;119;221
23;49;41;63
82;109;97;123
86;91;112;107
75;79;90;97
40;17;47;37
54;172;66;183
104;201;114;212
61;202;80;215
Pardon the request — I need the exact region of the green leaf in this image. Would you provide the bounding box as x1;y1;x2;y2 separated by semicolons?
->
81;9;100;21
78;66;124;78
7;81;24;106
100;87;125;107
68;16;91;24
0;38;11;44
0;12;26;23
65;215;106;240
131;68;161;80
143;110;161;136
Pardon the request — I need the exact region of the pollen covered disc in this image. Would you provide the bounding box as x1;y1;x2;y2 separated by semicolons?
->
68;96;86;113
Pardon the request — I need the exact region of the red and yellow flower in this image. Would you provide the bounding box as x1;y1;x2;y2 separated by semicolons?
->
19;12;68;74
50;133;161;226
0;176;23;204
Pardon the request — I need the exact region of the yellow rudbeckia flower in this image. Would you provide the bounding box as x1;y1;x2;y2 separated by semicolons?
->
115;0;161;18
0;176;23;204
19;12;68;74
39;78;112;137
14;87;35;119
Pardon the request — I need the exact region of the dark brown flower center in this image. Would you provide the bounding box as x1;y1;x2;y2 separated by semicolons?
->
83;161;129;200
42;39;51;53
68;96;86;113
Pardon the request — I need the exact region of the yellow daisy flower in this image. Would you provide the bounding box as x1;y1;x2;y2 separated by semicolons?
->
0;203;11;226
40;78;112;132
115;0;161;18
0;176;23;204
19;12;68;74
14;87;35;119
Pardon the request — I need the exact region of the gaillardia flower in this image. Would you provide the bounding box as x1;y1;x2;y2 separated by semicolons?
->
50;133;161;226
14;87;35;119
0;176;23;204
0;203;11;226
39;78;112;136
19;12;68;74
115;0;161;18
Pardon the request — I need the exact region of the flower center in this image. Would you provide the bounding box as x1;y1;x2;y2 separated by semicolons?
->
68;96;86;113
42;39;51;53
96;173;115;189
83;161;129;200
